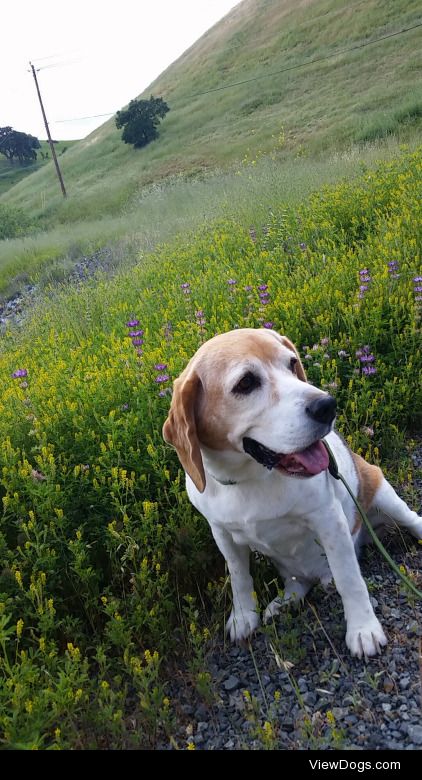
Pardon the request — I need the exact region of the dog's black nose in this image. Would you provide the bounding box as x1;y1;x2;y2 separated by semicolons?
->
306;395;337;425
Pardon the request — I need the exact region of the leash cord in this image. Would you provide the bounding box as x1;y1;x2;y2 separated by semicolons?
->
322;440;422;600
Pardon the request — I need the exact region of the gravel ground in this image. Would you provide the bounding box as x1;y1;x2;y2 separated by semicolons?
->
0;247;114;331
162;449;422;751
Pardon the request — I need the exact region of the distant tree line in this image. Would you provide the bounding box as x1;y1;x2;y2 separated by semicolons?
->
115;96;170;149
0;126;41;164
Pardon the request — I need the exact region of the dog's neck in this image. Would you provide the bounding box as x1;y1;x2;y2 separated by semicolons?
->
201;444;271;487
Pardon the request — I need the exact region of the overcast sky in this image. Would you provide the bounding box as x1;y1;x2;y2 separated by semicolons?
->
2;1;239;141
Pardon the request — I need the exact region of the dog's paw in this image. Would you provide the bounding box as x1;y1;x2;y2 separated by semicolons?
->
263;597;284;623
346;618;387;658
409;515;422;541
226;608;260;642
264;580;309;623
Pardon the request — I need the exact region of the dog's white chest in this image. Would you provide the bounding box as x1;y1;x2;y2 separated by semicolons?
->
187;473;334;582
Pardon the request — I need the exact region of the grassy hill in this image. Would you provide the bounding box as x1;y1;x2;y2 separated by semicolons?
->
2;0;421;228
0;141;76;197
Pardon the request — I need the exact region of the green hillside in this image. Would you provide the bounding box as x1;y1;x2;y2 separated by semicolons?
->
0;141;76;197
2;0;421;228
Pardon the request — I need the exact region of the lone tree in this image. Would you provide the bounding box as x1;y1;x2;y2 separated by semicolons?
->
0;126;41;164
115;96;170;149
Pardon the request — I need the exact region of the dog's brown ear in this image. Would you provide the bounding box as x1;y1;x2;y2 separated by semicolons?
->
282;337;307;382
162;371;206;493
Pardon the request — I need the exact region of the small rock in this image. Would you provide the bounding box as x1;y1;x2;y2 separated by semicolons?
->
406;725;422;745
223;674;240;692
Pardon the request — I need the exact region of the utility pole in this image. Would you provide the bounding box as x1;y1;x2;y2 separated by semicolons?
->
29;62;67;198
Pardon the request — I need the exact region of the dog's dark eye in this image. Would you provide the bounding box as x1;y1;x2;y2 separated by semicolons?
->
290;357;298;373
232;371;261;395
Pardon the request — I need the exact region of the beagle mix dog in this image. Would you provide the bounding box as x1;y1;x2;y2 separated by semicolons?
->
163;328;422;658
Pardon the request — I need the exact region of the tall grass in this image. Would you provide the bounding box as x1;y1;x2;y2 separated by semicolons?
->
1;133;419;298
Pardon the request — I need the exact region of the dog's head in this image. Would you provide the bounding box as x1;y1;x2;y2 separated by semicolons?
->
163;328;336;492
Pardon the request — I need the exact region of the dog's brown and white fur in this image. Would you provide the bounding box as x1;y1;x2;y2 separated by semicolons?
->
163;328;422;657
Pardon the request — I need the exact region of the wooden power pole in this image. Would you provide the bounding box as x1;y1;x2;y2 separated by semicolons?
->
29;62;67;198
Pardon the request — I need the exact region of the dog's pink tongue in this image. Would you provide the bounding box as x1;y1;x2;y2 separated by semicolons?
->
279;440;329;475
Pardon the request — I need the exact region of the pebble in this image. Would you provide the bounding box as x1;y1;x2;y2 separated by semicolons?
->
223;674;241;692
406;725;422;745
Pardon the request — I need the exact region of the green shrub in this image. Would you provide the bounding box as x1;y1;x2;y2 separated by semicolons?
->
0;203;33;240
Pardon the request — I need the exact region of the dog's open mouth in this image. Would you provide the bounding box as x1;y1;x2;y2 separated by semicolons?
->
243;437;329;477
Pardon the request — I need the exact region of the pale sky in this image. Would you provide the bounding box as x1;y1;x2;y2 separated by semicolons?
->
2;1;240;141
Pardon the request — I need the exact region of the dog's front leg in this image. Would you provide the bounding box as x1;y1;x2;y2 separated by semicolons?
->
210;526;260;642
311;501;387;658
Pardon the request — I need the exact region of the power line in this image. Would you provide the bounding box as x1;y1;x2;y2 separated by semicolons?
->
54;112;115;124
182;21;422;100
50;20;422;125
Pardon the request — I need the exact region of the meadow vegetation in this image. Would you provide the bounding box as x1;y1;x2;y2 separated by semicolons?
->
0;148;421;748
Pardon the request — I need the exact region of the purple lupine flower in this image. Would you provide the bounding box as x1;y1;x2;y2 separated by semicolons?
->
299;242;307;250
320;338;329;346
263;322;274;329
158;390;167;398
258;284;268;291
155;374;169;384
126;320;140;327
357;345;377;376
244;285;253;292
195;310;206;321
128;330;144;337
131;339;144;346
181;283;191;294
12;369;28;378
154;364;167;371
358;269;371;297
228;279;237;285
414;277;422;304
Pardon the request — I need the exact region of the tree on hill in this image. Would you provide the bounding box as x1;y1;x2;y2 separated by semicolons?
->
115;96;170;149
0;126;41;164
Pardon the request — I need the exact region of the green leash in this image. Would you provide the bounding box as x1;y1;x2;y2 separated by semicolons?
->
323;439;422;600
